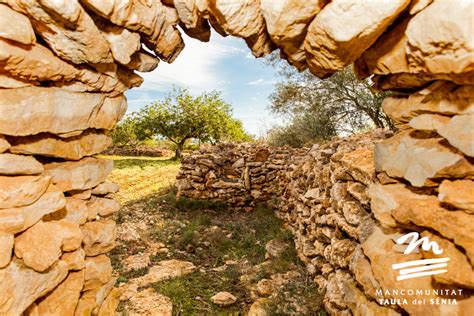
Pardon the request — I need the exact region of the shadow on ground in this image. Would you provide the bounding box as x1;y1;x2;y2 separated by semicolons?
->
104;155;327;315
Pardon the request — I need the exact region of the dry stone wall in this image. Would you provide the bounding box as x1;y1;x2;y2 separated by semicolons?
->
0;0;473;315
177;143;307;210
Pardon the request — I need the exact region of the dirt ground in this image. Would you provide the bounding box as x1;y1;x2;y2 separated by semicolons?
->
104;155;326;315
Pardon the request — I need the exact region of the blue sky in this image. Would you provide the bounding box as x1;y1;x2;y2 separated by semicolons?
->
125;31;283;136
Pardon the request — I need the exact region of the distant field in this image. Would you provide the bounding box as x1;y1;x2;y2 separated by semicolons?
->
101;155;180;204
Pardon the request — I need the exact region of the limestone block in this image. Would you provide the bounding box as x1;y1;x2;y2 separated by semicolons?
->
406;0;474;76
304;0;409;77
437;114;474;157
6;0;113;64
126;50;160;72
408;114;451;131
421;232;474;289
0;39;78;83
75;277;116;316
349;246;383;301
44;157;113;192
80;0;161;38
97;20;141;65
0;136;10;153
370;183;474;263
0;185;66;234
84;255;112;291
382;82;474;124
0;175;50;209
63;197;89;225
61;248;86;271
92;182;120;195
0;258;68;315
9;130;113;160
143;18;185;63
362;226;474;315
0;3;35;44
339;148;375;185
82;219;116;256
0;87;127;136
30;270;84;316
208;0;265;38
14;220;83;272
0;153;43;175
438;180;474;213
98;288;121;316
244;25;275;58
87;196;121;218
375;130;473;187
260;0;326;44
0;232;13;268
174;0;211;41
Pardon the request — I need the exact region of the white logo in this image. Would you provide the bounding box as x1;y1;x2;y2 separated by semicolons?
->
392;232;449;281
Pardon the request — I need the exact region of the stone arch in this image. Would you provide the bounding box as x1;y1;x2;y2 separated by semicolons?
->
0;0;472;315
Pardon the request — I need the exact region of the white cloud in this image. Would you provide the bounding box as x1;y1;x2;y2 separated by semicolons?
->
247;78;276;86
138;32;242;94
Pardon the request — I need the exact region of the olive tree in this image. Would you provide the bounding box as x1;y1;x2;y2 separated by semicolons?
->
137;88;250;158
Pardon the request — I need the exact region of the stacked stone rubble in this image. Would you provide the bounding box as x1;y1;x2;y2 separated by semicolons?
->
277;132;393;315
1;0;473;315
177;143;306;210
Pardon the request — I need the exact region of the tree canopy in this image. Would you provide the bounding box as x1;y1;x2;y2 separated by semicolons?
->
113;88;251;158
266;54;393;147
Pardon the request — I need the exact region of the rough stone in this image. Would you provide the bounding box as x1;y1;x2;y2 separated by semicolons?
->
0;185;66;234
84;255;112;291
438;180;474;213
0;258;68;315
0;136;10;153
75;277;116;316
260;0;325;44
421;232;474;289
304;0;409;77
209;0;264;38
92;182;120;195
375;130;473;187
382;82;474;124
125;288;172;316
406;0;474;76
61;248;86;271
133;260;196;287
8;130;113;160
7;0;113;64
0;4;35;45
87;196;121;218
14;220;83;272
265;239;289;259
437;114;474;157
32;270;84;316
82;219;116;256
0;87;126;136
44;157;113;192
0;153;43;175
0;175;50;209
211;291;237;306
408;114;451;131
0;232;13;268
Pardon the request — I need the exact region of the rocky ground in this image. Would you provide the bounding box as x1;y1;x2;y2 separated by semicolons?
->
105;155;327;315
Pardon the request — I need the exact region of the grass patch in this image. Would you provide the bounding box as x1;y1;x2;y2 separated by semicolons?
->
107;155;326;315
152;267;247;315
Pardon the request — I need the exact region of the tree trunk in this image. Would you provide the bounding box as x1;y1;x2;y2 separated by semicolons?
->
174;142;184;159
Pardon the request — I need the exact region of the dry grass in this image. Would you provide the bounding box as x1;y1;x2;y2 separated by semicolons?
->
101;155;180;204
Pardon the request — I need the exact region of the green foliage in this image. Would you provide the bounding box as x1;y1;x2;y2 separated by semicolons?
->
265;54;393;147
111;114;144;147
136;88;251;158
